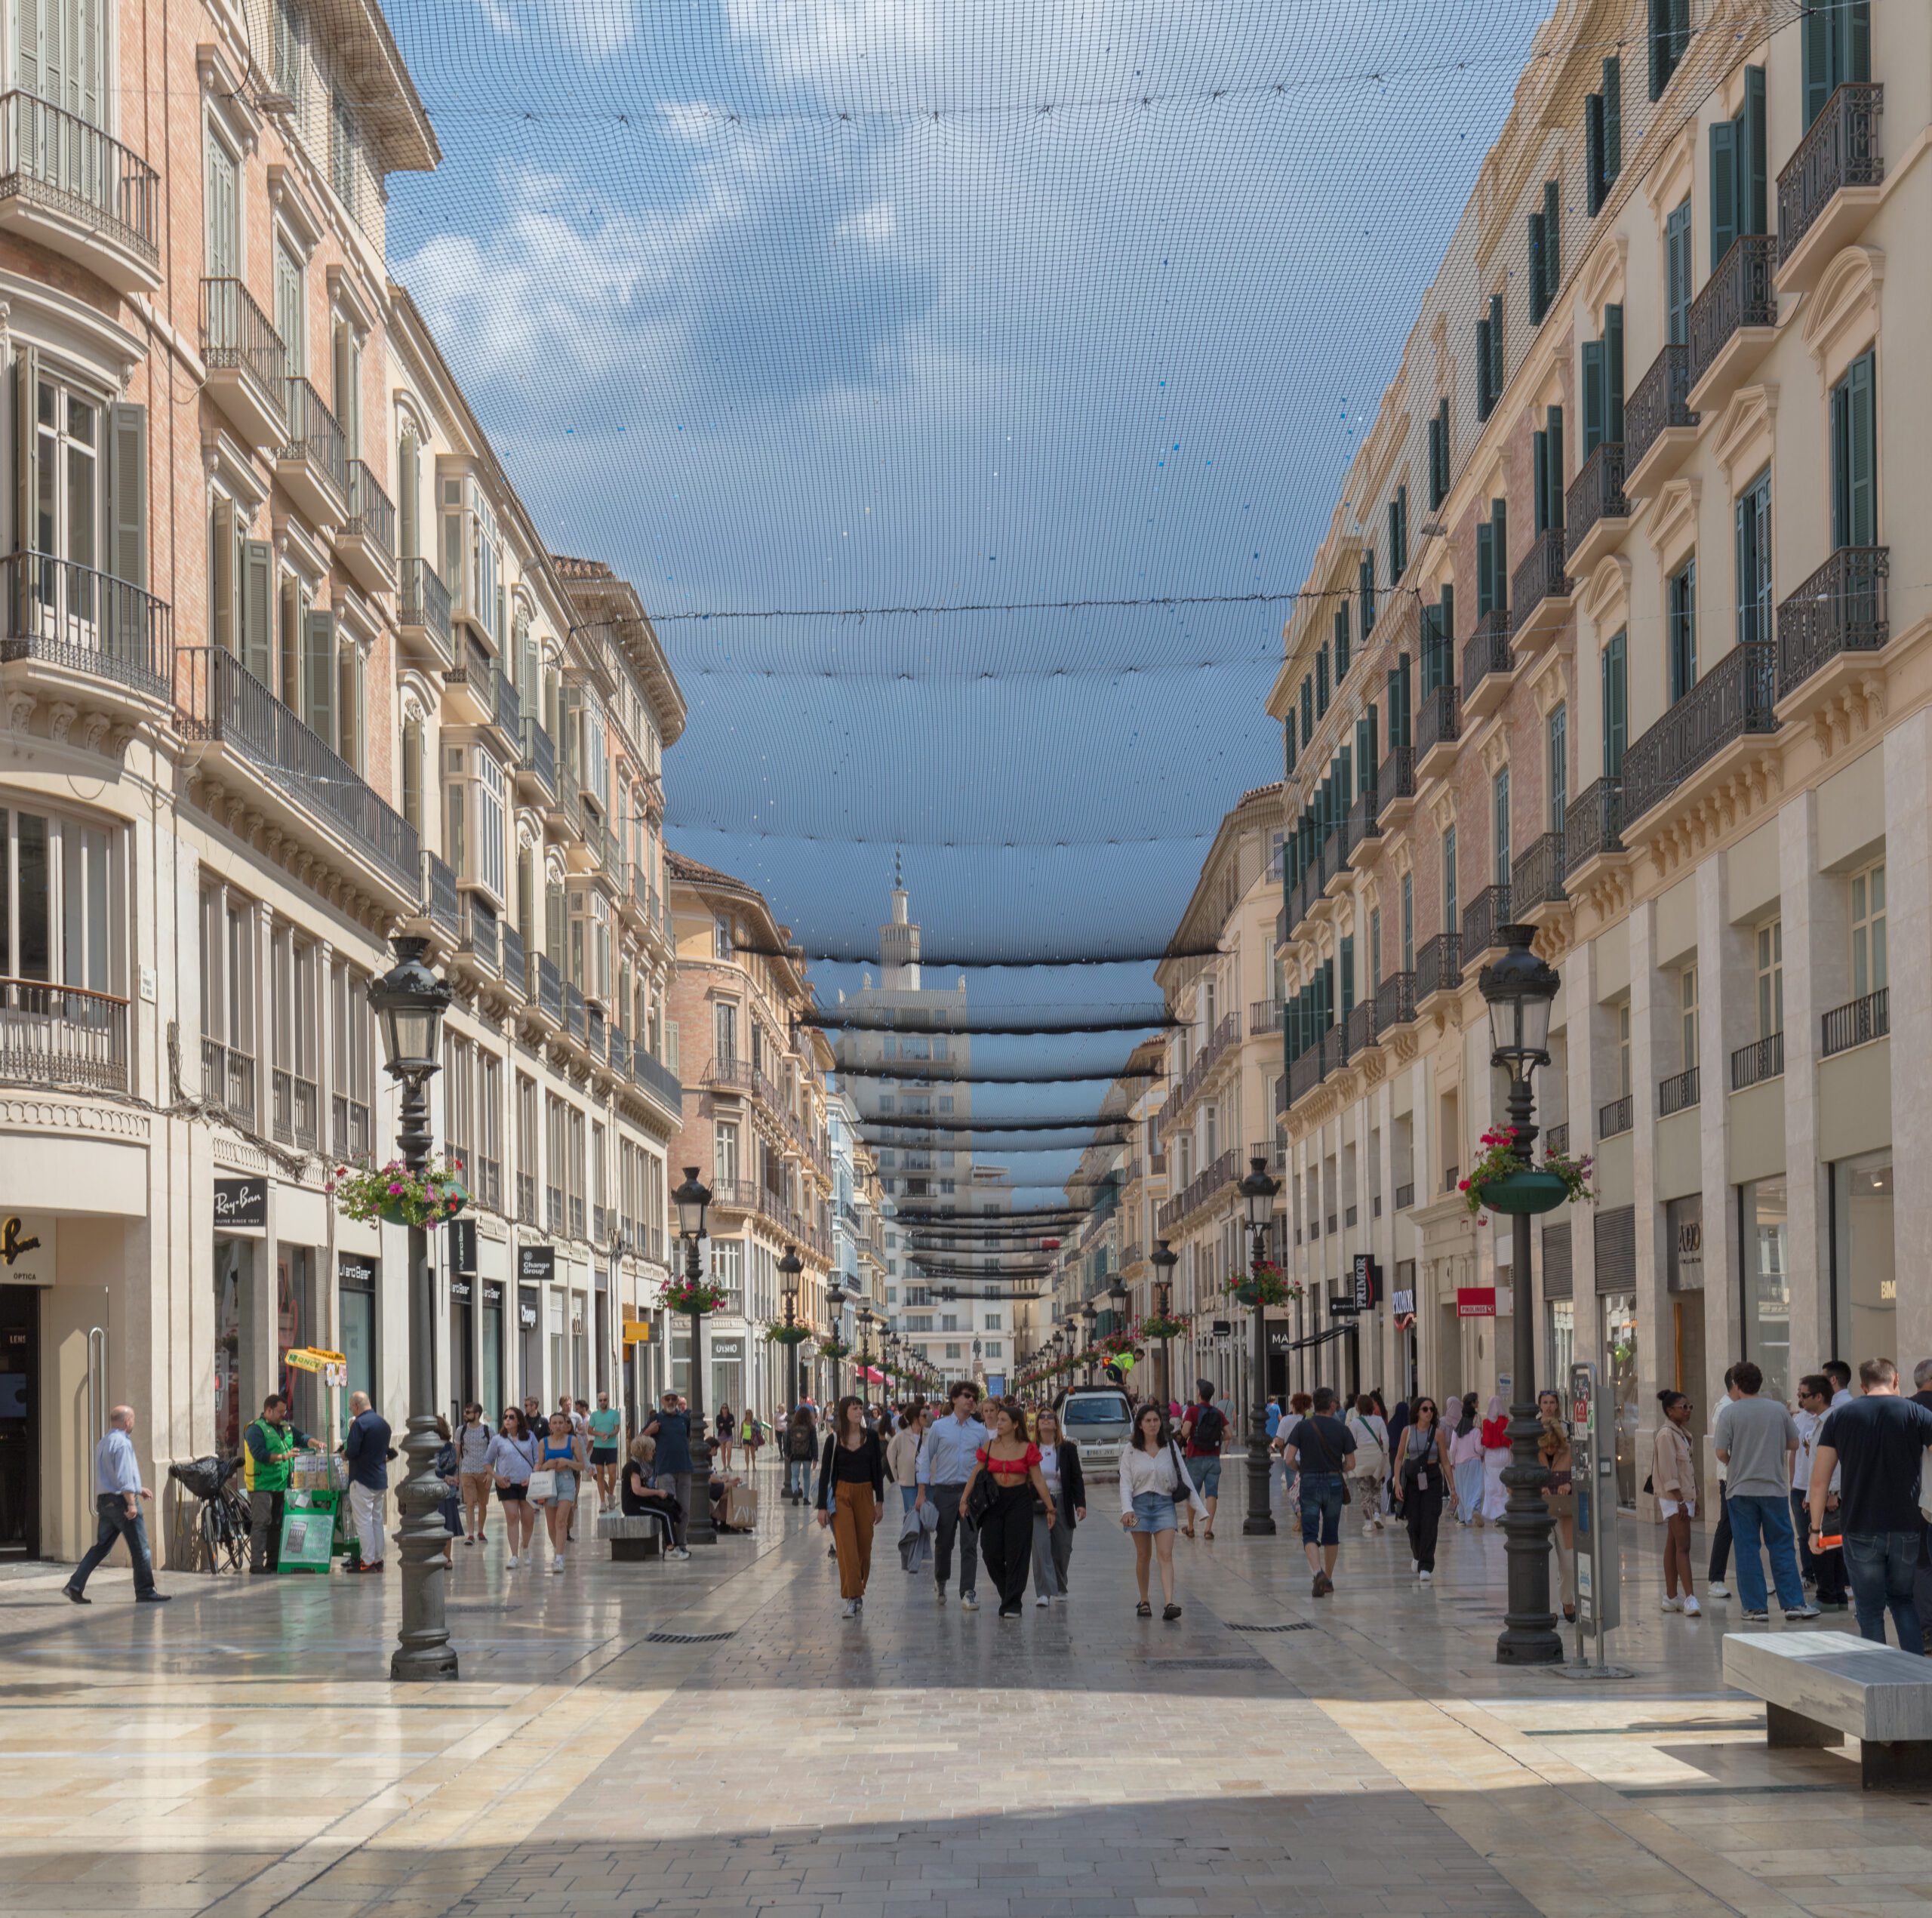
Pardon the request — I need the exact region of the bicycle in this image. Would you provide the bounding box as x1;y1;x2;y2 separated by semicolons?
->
168;1455;251;1573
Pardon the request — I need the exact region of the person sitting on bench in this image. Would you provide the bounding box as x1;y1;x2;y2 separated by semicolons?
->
622;1436;681;1536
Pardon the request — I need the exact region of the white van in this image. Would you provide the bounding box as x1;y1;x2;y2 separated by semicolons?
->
1055;1384;1134;1476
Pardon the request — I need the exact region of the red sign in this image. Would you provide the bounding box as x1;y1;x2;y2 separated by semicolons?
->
1456;1286;1497;1319
1041;1238;1061;1250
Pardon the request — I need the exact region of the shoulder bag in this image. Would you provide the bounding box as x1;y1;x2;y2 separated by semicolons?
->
966;1455;1001;1525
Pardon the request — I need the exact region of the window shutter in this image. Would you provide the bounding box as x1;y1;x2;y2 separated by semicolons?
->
1359;549;1375;636
1841;0;1870;88
1532;430;1550;534
1334;603;1349;682
1666;203;1693;344
398;432;418;559
1647;0;1666;99
1475;316;1492;418
1740;66;1767;238
1527;210;1546;322
305;608;336;746
1581;340;1606;455
1802;1;1831;128
1604;305;1624;442
1709;117;1738;269
1585;96;1604;217
1603;630;1627;776
242;540;273;682
1603;56;1621;180
1476;520;1494;615
401;718;422;829
1836;353;1875;549
1439;584;1454;659
1546;407;1564;528
106;402;146;587
1491;499;1508;611
14;345;38;562
1543;180;1561;303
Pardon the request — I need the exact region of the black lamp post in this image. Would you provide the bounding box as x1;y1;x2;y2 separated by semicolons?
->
777;1245;804;1500
672;1166;717;1545
825;1277;848;1402
1239;1156;1281;1537
857;1304;875;1399
367;936;454;1681
1150;1239;1179;1412
1080;1301;1097;1384
1479;925;1563;1666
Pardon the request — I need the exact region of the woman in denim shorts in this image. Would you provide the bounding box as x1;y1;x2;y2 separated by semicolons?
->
1119;1403;1208;1621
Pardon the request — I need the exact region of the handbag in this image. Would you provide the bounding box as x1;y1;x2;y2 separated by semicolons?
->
527;1468;557;1502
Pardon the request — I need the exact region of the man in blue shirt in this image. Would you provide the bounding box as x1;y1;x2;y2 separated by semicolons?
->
915;1381;989;1610
645;1391;695;1558
343;1393;392;1573
64;1405;168;1604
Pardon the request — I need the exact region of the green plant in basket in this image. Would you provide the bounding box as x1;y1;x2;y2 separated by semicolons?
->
1227;1260;1302;1308
662;1274;730;1314
1140;1312;1188;1341
818;1336;851;1361
1460;1126;1596;1224
328;1158;469;1229
762;1319;814;1347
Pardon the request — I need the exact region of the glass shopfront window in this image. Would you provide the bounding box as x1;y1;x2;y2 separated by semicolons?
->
1739;1177;1790;1405
1601;1291;1638;1507
277;1246;318;1433
1546;1298;1574;1390
481;1281;505;1415
517;1285;541;1400
214;1240;255;1454
1832;1150;1893;1362
339;1254;377;1402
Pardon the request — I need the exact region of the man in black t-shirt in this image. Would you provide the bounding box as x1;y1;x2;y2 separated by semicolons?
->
1281;1387;1357;1596
1808;1357;1932;1654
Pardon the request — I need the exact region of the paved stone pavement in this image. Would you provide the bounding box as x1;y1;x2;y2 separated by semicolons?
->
2;1464;1929;1918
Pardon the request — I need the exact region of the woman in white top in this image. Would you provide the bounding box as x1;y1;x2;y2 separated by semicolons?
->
1345;1394;1391;1535
486;1408;540;1568
885;1408;926;1519
1119;1402;1206;1621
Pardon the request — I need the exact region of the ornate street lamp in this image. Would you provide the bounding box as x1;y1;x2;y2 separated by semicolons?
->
778;1245;804;1501
368;937;454;1681
671;1166;717;1544
1238;1156;1282;1537
1479;925;1564;1665
1150;1239;1179;1412
857;1304;875;1396
825;1276;848;1402
1080;1300;1098;1384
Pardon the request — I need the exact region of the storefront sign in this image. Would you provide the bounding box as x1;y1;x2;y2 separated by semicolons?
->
1351;1254;1380;1310
622;1318;654;1345
517;1244;555;1285
712;1336;744;1362
448;1218;478;1277
1666;1195;1703;1292
1209;1318;1233;1339
1327;1296;1362;1318
481;1281;504;1311
1391;1287;1416;1316
1266;1325;1296;1355
517;1288;540;1332
1457;1286;1497;1318
213;1178;267;1230
338;1253;377;1291
449;1275;473;1304
0;1213;54;1286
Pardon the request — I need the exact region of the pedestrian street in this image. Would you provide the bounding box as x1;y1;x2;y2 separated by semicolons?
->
2;1466;1927;1918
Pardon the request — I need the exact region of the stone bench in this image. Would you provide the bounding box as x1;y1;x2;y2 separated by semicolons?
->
1724;1630;1932;1787
595;1509;668;1561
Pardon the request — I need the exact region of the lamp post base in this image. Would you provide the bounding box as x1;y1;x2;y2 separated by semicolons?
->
1242;1442;1277;1535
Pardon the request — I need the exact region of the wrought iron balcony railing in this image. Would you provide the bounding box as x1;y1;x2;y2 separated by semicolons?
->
1374;971;1416;1036
1377;744;1417;804
420;851;460;938
1658;1067;1700;1116
1510;527;1571;633
1624;345;1697;474
1687;235;1777;394
1621;641;1777;827
1510;832;1567;913
1821;987;1887;1059
279;376;349;497
199;278;287;420
343;460;396;567
1460;883;1510;960
200;1037;256;1125
0;550;172;699
1565;442;1628;561
1460;610;1513;700
1597;1094;1632;1139
1778;83;1883;266
1731;1031;1784;1090
399;556;453;650
0;91;158;264
1777;546;1889;699
1563;777;1623;867
2;977;128;1091
1414;931;1460;1003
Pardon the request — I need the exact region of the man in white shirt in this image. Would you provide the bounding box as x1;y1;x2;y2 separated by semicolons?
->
1792;1374;1847;1609
63;1405;169;1605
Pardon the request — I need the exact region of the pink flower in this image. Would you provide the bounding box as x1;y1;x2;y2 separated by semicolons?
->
388;1183;405;1196
1458;1178;1470;1191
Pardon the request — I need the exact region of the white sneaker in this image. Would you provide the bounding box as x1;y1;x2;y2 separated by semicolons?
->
1682;1595;1702;1617
668;1547;691;1561
961;1593;980;1612
1035;1593;1051;1608
841;1598;859;1619
1661;1595;1683;1612
552;1555;565;1574
1362;1523;1378;1538
506;1554;518;1569
1707;1581;1729;1598
1410;1558;1419;1573
1419;1570;1432;1583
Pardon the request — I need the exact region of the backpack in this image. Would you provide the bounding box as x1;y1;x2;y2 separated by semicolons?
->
1189;1405;1225;1452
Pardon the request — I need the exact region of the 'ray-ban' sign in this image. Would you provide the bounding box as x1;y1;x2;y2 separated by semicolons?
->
214;1178;267;1229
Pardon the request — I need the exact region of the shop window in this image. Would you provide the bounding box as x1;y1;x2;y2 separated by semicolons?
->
1755;919;1783;1037
1679;965;1698;1070
1738;1176;1791;1405
1831;1150;1893;1361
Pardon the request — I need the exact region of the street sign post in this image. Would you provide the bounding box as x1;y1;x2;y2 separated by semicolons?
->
1565;1359;1632;1679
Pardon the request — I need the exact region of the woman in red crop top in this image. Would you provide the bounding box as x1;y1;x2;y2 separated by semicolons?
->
958;1399;1058;1618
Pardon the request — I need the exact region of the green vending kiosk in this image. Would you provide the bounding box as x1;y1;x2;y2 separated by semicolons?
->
279;1348;359;1572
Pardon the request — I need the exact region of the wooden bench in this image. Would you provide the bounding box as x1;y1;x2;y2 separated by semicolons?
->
1724;1630;1932;1787
595;1509;667;1561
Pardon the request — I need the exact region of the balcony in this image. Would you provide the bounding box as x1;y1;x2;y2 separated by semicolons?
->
1377;745;1418;827
201;279;288;448
398;556;454;671
500;925;526;1002
1342;784;1380;869
0;91;158;291
275;377;349;523
1564;443;1629;574
1686;236;1778;414
331;1091;372;1165
337;460;396;593
1620;640;1777;833
1460;611;1515;719
1287;1044;1321;1107
1374;971;1416;1036
1344;1000;1374;1061
1731;1031;1784;1091
1510;528;1574;647
419;850;460;942
1623;346;1699;500
528;950;563;1028
1414;931;1461;1006
446;631;521;746
586;1001;606;1064
1417;683;1460;778
1562;777;1625;879
1154;1146;1239;1234
458;894;500;977
1596;1093;1632;1140
1;978;128;1092
517;713;558;803
175;648;418;902
563;983;587;1048
271;1068;319;1150
1460;885;1511;965
1510;832;1567;919
1658;1067;1700;1117
200;1037;257;1126
1776;546;1889;707
1544;1124;1569;1157
1249;998;1283;1037
1821;987;1887;1058
631;1046;685;1132
1;552;173;705
1777;85;1883;294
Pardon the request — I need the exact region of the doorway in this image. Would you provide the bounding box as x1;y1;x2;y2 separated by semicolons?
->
0;1286;39;1557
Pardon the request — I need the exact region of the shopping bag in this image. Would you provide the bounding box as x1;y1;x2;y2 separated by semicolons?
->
527;1470;557;1503
726;1482;758;1529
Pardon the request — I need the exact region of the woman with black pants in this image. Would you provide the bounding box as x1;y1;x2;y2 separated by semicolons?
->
1390;1396;1452;1581
815;1394;886;1619
1029;1405;1086;1605
958;1399;1058;1619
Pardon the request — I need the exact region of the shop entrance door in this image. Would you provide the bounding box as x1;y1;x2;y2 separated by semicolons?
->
0;1285;41;1557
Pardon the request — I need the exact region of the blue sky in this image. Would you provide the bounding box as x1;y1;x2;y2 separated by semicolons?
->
384;0;1553;1190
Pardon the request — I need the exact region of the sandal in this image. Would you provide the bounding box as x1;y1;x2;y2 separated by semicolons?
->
1136;1599;1152;1618
1162;1602;1183;1621
1203;1527;1215;1541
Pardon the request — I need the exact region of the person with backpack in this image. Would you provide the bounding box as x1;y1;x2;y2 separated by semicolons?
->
1281;1387;1356;1596
1179;1381;1228;1541
783;1405;819;1501
1346;1393;1390;1534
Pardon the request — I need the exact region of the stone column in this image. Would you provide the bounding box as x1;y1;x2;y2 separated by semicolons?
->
1696;849;1746;1461
1884;711;1932;1366
1778;790;1832;1391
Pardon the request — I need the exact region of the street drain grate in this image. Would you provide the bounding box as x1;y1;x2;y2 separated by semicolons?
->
645;1630;737;1644
1128;1657;1272;1671
1223;1621;1315;1633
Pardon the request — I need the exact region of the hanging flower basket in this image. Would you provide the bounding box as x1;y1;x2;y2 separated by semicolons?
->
1140;1313;1188;1341
1227;1260;1303;1309
818;1337;851;1361
762;1321;814;1347
1460;1128;1596;1224
662;1276;730;1314
328;1159;469;1230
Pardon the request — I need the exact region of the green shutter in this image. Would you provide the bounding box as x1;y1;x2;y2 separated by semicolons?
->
14;346;38;567
241;540;273;683
305;608;336;745
1604;305;1625;442
1476;521;1494;616
1488;293;1504;404
1476;316;1491;417
1603;56;1621;180
1835;351;1876;549
1603;631;1627;776
1647;0;1666;98
1709;117;1738;268
1527;210;1546;321
1491;500;1508;612
106;402;146;587
398;431;418;559
1581;340;1606;455
1532;430;1550;534
1547;407;1564;528
1334;602;1350;681
1740;66;1767;238
1439;584;1454;658
1842;0;1870;88
1802;1;1832;127
1543;180;1561;303
1586;96;1604;217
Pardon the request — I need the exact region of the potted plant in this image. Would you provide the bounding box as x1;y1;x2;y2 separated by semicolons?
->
328;1158;469;1229
662;1274;731;1315
818;1336;851;1362
762;1319;814;1347
1140;1311;1188;1341
1460;1126;1596;1224
1227;1259;1303;1309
